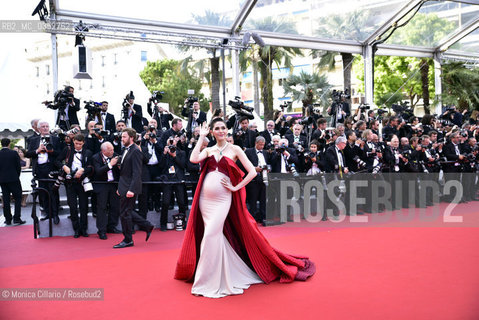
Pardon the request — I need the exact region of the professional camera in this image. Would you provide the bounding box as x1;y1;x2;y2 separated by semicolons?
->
173;213;186;231
392;101;414;121
167;138;176;153
276;144;286;154
260;164;271;186
84;100;101;114
112;132;122;141
228;96;255;119
53;89;74;108
122;91;134;109
279;101;292;112
93;128;110;137
299;116;314;126
294;143;305;153
287;163;299;177
147;133;157;140
353;155;366;169
151;91;164;104
304;151;317;160
185;92;199;108
41;135;53;152
49;169;66;190
331;89;351;102
358;104;370;111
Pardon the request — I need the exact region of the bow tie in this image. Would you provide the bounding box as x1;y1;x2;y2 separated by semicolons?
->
257;150;262;154
75;150;82;154
101;112;106;116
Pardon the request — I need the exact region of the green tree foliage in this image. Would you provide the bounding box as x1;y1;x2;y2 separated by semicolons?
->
354;55;434;109
440;62;479;110
245;17;302;123
314;10;370;95
282;71;331;114
179;10;233;110
139;60;207;116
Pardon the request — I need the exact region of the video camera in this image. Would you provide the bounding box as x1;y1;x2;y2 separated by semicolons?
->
122;91;134;109
279;101;292;112
93;128;110;137
331;89;351;102
185;89;199;109
84;100;102;115
228;96;254;120
151;91;164;104
53;89;74;109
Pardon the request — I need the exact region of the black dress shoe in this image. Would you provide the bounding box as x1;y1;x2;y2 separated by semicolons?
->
98;233;107;240
92;212;97;218
160;225;167;232
145;225;154;242
74;231;80;238
107;228;122;234
13;219;26;225
81;230;89;237
53;216;60;225
5;220;12;225
113;241;134;248
40;216;48;221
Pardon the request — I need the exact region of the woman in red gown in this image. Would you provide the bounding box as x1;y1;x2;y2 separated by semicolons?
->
175;118;315;298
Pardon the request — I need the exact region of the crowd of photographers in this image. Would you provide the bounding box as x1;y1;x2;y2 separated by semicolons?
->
20;85;479;236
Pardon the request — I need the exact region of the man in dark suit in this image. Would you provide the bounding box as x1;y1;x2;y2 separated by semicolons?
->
148;101;173;132
143;130;163;213
159;118;185;149
233;116;257;149
122;92;144;134
56;134;94;238
259;120;279;146
324;136;348;174
92;142;121;240
114;128;154;248
243;136;270;224
26;120;61;224
158;136;187;231
0;138;25;225
327;97;350;126
96;101;116;133
182;100;206;138
269;138;298;173
47;86;80;130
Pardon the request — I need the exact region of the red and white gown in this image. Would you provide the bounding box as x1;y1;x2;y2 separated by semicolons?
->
175;155;315;298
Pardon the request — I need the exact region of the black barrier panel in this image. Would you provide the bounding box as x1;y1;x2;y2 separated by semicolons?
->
265;172;479;228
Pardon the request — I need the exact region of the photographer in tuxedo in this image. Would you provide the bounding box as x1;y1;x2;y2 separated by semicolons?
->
259;120;279;147
122;92;144;134
56;134;94;238
26;120;61;224
243;136;270;224
114;128;154;249
233;116;256;149
95;101;116;133
92;142;121;240
158;136;187;231
147;100;173;132
182;100;207;139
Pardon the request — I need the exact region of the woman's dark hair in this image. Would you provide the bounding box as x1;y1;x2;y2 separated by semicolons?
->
209;117;226;130
422;114;434;126
309;139;319;147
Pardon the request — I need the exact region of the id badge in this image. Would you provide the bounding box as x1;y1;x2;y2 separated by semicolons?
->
169;166;176;174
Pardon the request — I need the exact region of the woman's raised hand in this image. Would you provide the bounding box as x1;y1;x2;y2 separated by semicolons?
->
199;122;209;137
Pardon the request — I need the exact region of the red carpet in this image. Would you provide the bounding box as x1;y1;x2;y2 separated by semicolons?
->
1;203;479;320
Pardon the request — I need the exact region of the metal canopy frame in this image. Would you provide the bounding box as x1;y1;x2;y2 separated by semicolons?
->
44;0;479;109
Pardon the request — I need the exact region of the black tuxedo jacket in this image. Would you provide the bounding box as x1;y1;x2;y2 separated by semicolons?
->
269;147;298;173
324;145;346;173
0;148;21;183
233;129;257;149
118;144;143;196
101;113;116;133
443;142;463;172
243;147;270;182
52;98;80;126
26;135;61;174
328;101;350;124
91;152;120;188
55;147;93;180
343;143;363;172
158;149;186;181
182;108;206;134
285;133;308;150
124;104;143;133
147;103;174;131
259;129;279;146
